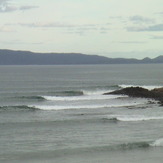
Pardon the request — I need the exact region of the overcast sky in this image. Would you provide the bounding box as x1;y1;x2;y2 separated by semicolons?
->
1;0;163;58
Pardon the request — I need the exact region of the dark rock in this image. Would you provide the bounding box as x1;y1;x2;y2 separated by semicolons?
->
104;87;151;97
152;87;163;93
104;86;163;106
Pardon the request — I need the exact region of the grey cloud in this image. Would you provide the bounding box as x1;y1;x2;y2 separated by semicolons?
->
100;27;109;30
109;16;128;24
20;22;99;29
0;0;38;12
155;12;163;15
19;22;99;31
99;27;109;34
0;0;9;4
100;27;109;31
100;31;108;34
127;26;146;32
0;40;43;45
0;0;14;12
65;31;85;36
18;22;110;35
19;5;39;11
106;23;111;25
19;22;75;28
146;24;163;31
109;16;123;19
118;41;146;44
127;24;163;32
68;25;109;35
129;15;154;24
150;35;163;39
76;27;97;31
80;24;98;27
0;5;17;12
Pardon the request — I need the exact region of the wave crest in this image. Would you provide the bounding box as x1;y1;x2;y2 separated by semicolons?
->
43;94;123;101
119;84;163;90
65;141;151;153
29;102;144;111
117;141;150;150
150;138;163;147
106;115;163;122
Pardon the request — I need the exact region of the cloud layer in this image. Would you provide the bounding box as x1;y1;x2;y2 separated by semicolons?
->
18;22;110;35
127;24;163;32
129;15;154;24
0;0;38;12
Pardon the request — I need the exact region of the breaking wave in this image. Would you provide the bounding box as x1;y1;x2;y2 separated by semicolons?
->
19;140;163;158
48;86;120;97
59;139;163;153
12;89;117;102
29;104;112;111
83;89;113;95
150;138;163;147
119;84;163;90
55;141;151;154
113;141;150;150
29;102;145;111
106;115;163;122
85;139;163;151
42;94;124;101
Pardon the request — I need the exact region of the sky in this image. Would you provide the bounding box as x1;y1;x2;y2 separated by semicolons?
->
1;0;163;59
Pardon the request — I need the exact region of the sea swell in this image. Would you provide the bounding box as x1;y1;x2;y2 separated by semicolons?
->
86;139;163;151
0;105;38;111
0;101;145;112
1;85;161;112
15;96;46;101
48;90;84;96
150;138;163;147
8;84;162;103
1;141;156;162
56;140;163;154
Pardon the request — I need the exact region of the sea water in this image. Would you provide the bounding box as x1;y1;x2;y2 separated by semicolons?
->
0;64;163;163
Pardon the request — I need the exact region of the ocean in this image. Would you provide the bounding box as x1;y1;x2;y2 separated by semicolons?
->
0;64;163;163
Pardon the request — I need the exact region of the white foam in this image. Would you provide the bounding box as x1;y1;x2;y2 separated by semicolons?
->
119;84;163;90
42;94;125;101
29;102;142;111
83;89;112;95
107;115;163;122
29;104;108;110
150;138;163;147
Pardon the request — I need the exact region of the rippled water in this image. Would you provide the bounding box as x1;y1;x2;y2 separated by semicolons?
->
0;64;163;163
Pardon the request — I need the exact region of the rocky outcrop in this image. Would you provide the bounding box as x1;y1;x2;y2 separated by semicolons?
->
104;87;163;106
152;87;163;93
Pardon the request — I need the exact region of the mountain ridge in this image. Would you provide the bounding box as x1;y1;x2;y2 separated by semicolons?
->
0;49;163;65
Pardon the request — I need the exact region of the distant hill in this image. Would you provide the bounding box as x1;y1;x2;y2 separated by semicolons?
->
0;49;163;65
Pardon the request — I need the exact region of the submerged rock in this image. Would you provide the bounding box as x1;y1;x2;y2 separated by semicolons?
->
104;86;163;106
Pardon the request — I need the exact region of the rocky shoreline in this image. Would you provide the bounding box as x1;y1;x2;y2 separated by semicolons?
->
104;87;163;106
